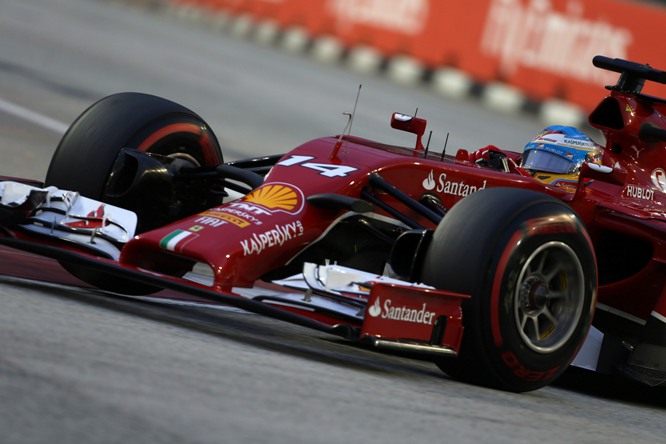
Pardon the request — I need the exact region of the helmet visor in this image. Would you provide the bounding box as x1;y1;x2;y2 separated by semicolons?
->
522;149;576;175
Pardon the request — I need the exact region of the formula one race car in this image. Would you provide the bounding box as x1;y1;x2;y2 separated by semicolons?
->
1;56;665;392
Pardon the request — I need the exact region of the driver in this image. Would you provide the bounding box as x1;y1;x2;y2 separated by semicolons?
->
469;125;603;192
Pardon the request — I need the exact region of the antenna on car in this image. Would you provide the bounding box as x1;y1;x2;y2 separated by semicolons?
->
424;131;432;158
440;132;449;161
331;84;362;160
348;84;362;136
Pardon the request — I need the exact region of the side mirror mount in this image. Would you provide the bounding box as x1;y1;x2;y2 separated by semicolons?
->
391;113;427;152
575;161;627;197
580;161;627;185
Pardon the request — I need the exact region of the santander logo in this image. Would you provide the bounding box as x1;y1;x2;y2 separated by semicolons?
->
368;298;382;317
422;170;436;191
368;297;436;325
422;170;487;196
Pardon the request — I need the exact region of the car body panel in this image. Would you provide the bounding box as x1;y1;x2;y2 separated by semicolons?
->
3;56;666;388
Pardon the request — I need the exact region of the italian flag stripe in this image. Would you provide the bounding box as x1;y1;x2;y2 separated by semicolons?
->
160;230;193;251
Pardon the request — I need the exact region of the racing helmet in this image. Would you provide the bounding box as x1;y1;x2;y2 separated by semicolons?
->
521;125;602;190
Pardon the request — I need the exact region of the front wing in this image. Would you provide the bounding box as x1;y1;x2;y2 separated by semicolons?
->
0;235;467;356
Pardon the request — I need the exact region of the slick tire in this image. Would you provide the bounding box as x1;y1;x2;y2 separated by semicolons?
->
420;187;597;392
45;92;222;199
44;93;224;295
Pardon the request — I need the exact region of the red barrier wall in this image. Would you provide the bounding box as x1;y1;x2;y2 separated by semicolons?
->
174;0;666;112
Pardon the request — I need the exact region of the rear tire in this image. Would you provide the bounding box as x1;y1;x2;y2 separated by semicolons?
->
420;187;597;392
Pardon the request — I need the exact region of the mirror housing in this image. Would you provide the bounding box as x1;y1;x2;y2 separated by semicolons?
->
391;113;427;152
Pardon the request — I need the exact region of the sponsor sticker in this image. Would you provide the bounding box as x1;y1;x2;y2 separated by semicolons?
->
241;182;305;215
240;221;304;256
422;170;487;196
63;204;107;229
652;169;666;191
550;179;578;193
624;185;654;201
367;297;436;325
194;215;227;228
220;207;262;225
198;210;250;228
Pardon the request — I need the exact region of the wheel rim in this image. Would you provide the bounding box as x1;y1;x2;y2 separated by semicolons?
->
136;123;221;166
514;241;585;353
167;151;201;167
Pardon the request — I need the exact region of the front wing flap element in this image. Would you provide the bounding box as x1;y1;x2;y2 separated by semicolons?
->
361;283;468;357
270;262;469;356
0;181;137;259
0;236;468;359
0;236;356;339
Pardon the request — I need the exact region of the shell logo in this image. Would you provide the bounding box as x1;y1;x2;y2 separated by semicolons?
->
243;182;304;214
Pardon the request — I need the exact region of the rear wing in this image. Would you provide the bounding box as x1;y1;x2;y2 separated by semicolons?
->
593;55;666;96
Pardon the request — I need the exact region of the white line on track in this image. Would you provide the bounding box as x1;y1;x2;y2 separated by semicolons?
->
0;97;68;134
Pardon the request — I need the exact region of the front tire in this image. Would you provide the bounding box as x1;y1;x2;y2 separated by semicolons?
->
421;188;597;392
44;93;224;295
45;92;223;202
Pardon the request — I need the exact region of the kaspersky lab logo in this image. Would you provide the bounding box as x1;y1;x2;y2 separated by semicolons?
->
368;297;436;325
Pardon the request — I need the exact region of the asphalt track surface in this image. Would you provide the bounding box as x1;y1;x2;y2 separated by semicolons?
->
0;1;665;443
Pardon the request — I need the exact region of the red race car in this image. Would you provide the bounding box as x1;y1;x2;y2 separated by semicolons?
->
1;56;664;392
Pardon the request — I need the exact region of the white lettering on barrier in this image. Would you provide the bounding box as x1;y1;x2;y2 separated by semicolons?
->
480;0;632;83
327;0;429;35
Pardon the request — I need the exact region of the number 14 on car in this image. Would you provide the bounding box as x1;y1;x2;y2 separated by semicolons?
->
277;155;358;178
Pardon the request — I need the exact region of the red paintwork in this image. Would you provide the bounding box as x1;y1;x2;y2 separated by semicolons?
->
360;283;467;352
121;137;539;287
122;88;666;324
2;58;666;367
